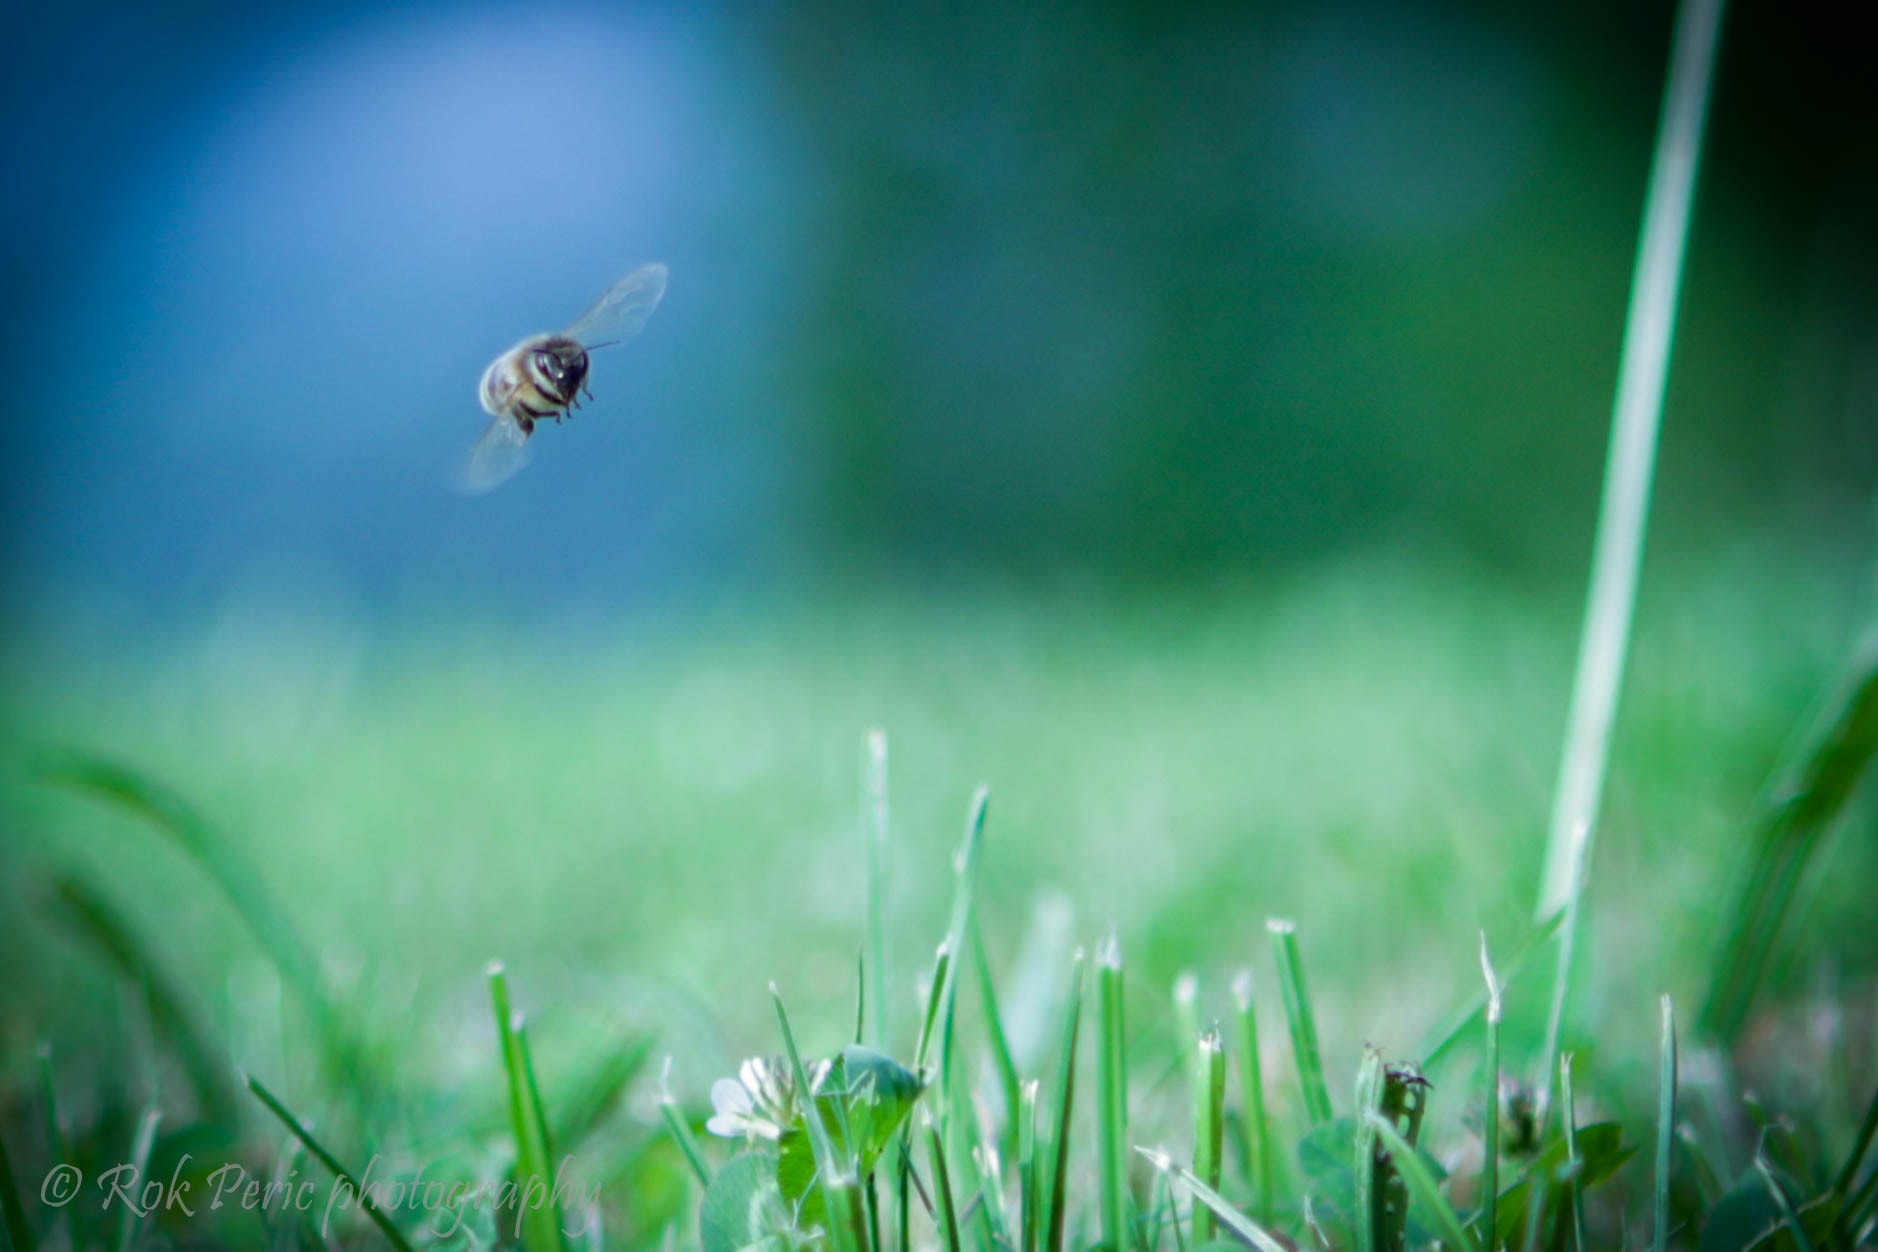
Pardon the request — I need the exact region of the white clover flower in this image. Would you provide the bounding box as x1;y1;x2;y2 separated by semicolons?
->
706;1076;782;1140
704;1056;831;1141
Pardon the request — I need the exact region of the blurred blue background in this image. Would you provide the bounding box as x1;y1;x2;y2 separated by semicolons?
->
2;0;1872;630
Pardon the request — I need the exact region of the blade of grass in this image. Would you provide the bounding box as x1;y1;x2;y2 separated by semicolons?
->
1704;645;1878;1039
1561;1053;1586;1252
905;941;952;1252
1151;1155;1188;1252
488;964;567;1252
45;877;235;1126
1754;1154;1818;1252
1354;1049;1385;1252
112;1108;161;1252
1194;1028;1226;1246
968;1101;1012;1252
1097;933;1131;1252
864;728;890;1056
1042;950;1085;1252
772;984;866;1252
1654;996;1677;1252
1364;1113;1478;1252
1833;1082;1878;1201
1829;1084;1878;1246
245;1072;416;1252
973;921;1021;1155
657;1059;710;1187
1173;975;1202;1098
38;753;368;1103
1841;1161;1878;1245
1531;0;1726;1211
1019;1081;1040;1252
36;1046;81;1252
1140;1151;1289;1252
1232;970;1275;1227
926;1118;961;1252
1480;936;1502;1252
1532;0;1728;919
916;789;989;1121
1421;910;1562;1070
1268;919;1333;1126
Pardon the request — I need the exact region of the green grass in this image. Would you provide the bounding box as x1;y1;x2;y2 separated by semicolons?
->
0;540;1872;1247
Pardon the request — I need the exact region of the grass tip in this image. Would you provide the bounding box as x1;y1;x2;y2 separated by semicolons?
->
1480;932;1502;1023
1265;918;1295;936
485;959;505;977
1174;972;1197;1006
1097;931;1122;968
1232;969;1254;1007
1133;1145;1176;1173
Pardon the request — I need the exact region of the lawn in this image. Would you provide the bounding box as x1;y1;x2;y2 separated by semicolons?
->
2;535;1871;1247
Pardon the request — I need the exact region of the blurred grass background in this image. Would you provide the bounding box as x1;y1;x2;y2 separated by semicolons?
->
3;536;1870;1101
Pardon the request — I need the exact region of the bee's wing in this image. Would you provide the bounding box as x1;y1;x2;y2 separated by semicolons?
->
456;414;535;493
560;262;669;344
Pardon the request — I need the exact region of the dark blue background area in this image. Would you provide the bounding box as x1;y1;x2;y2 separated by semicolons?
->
2;0;1873;627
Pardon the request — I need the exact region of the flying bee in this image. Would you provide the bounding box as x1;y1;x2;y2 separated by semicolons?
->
460;262;669;492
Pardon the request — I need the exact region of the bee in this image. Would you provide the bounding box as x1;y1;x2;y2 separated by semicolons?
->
460;262;669;492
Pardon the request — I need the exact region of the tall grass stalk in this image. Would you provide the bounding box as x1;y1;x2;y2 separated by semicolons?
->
771;985;866;1252
1830;1085;1878;1244
1042;951;1085;1252
1479;935;1503;1252
1096;934;1131;1252
1149;1154;1288;1252
1561;1053;1586;1252
1193;1028;1226;1244
973;923;1021;1151
658;1059;710;1187
245;1073;416;1252
1533;0;1728;918
488;964;568;1252
917;787;989;1127
926;1117;961;1252
1530;0;1727;1167
1019;1080;1040;1252
36;1047;80;1252
864;728;890;1056
113;1109;161;1252
1654;996;1678;1252
1755;1154;1818;1252
1703;646;1878;1040
1232;970;1275;1226
1268;919;1333;1126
